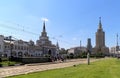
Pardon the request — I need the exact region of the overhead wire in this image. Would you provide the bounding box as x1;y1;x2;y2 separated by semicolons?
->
0;22;78;46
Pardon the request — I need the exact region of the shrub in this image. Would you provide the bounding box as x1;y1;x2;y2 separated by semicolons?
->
0;64;2;67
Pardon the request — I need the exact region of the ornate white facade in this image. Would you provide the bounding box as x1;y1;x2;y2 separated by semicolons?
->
0;35;29;57
0;22;59;58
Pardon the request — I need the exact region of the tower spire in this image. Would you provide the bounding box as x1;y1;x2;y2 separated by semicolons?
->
41;21;47;37
43;21;46;32
98;17;102;29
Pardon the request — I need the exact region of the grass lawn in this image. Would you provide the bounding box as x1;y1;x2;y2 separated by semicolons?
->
7;58;120;78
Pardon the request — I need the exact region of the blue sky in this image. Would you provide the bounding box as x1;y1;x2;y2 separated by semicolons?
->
0;0;120;49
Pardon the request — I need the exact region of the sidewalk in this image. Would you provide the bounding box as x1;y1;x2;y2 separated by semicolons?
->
0;58;100;78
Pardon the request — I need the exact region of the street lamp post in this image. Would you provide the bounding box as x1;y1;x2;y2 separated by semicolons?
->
87;38;92;65
87;51;90;65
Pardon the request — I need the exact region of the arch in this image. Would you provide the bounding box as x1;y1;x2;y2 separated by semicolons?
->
18;52;23;57
48;49;52;56
4;54;7;57
24;52;29;57
12;51;16;57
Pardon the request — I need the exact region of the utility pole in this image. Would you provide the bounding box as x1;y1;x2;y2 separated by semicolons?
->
8;36;12;64
116;34;119;58
87;38;92;65
80;40;81;52
9;36;13;59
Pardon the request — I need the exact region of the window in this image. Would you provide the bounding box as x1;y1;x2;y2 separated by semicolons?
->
24;46;26;50
26;47;28;50
7;45;10;49
5;46;7;49
18;46;20;50
21;46;23;50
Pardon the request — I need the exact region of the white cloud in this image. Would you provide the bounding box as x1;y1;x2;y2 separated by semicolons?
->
41;17;49;22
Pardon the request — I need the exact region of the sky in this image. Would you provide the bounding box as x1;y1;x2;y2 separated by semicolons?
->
0;0;120;49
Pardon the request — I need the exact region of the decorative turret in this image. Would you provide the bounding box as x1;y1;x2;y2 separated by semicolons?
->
56;41;60;54
41;21;47;37
56;41;59;49
37;21;51;46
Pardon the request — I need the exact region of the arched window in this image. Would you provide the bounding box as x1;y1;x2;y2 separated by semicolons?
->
18;52;23;57
24;52;28;57
48;49;52;55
